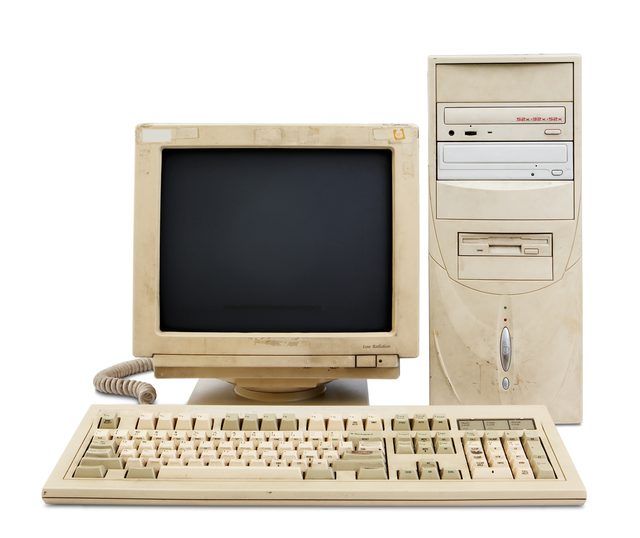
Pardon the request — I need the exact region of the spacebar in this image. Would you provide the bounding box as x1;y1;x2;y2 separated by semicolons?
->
157;466;304;480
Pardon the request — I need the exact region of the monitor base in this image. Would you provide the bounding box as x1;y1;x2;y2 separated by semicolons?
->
187;378;369;405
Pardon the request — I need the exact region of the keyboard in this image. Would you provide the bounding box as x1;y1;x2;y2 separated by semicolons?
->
43;404;585;506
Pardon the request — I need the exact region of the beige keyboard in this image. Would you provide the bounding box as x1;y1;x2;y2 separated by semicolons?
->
43;404;585;506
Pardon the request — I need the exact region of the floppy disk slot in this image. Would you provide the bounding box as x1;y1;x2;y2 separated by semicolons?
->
459;233;552;256
458;233;553;281
437;142;573;180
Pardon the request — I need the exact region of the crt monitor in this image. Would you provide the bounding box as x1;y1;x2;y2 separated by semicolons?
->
133;124;418;402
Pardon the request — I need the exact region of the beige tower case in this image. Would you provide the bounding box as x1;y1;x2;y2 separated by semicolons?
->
428;55;582;424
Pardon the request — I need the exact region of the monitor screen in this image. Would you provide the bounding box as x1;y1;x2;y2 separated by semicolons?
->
159;148;392;332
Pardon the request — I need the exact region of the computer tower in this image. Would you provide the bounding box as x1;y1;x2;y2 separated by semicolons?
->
428;55;582;424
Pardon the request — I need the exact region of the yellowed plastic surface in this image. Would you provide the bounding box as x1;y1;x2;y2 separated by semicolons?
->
42;404;585;506
132;124;419;394
428;55;582;424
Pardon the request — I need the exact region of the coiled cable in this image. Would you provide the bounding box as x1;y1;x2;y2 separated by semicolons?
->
93;358;157;404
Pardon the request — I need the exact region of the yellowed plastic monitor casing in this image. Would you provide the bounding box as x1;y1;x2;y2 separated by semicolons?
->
133;124;419;397
428;56;582;424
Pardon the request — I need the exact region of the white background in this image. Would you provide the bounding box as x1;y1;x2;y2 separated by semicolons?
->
2;0;638;534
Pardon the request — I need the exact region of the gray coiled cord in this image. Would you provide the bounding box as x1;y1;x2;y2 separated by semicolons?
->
93;358;157;404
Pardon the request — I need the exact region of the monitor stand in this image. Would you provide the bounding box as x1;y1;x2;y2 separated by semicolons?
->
188;379;369;405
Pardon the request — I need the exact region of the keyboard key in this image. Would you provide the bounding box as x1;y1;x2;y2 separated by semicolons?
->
394;435;414;454
126;467;157;479
522;436;547;460
80;457;123;470
347;432;383;443
342;450;384;461
336;470;356;481
194;414;212;430
327;415;344;431
261;413;278;431
242;414;260;431
418;461;439;480
430;416;449;430
105;469;126;479
305;463;335;480
365;415;383;431
392;414;411;431
414;434;434;454
434;433;455;454
333;459;384;472
137;413;156;429
531;458;556;479
74;465;106;478
513;467;535;480
307;414;325;431
85;447;116;458
280;414;298;430
358;440;384;453
346;415;363;431
175;414;194;430
89;437;117;452
440;468;461;480
125;458;144;469
222;414;241;431
156;413;175;430
99;413;119;429
357;467;387;480
412;414;430;431
157;466;304;480
398;468;418;480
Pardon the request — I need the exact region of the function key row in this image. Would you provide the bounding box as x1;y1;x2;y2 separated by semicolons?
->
112;413;453;432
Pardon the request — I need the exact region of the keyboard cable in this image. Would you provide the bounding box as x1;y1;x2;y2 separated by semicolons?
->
93;358;157;404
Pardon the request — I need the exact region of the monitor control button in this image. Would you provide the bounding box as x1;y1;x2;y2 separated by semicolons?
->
551;170;563;176
502;377;510;390
356;355;377;368
544;128;562;135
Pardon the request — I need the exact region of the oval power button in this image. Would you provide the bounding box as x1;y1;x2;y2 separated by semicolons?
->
500;327;511;371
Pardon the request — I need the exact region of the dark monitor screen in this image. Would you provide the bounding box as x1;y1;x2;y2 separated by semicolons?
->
159;148;392;332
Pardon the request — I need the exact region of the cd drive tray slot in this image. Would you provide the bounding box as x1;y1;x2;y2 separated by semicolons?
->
437;142;573;180
458;233;553;281
444;106;566;125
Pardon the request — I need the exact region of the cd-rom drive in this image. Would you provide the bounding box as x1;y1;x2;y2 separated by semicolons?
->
437;142;574;180
437;101;574;141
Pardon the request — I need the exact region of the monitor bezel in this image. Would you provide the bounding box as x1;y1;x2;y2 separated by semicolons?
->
133;124;418;361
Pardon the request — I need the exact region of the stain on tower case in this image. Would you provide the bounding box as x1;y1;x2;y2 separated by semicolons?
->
428;55;582;424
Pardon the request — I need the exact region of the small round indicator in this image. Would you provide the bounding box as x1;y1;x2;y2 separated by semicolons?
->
502;377;510;390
